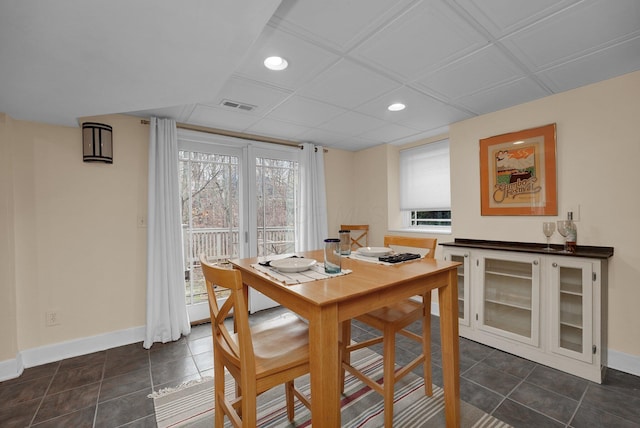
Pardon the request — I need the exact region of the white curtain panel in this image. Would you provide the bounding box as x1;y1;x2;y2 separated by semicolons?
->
144;117;190;349
297;143;328;251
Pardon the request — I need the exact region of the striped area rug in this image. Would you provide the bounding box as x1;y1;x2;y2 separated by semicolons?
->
150;348;511;427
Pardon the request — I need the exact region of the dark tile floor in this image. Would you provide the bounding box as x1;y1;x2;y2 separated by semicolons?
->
1;306;639;427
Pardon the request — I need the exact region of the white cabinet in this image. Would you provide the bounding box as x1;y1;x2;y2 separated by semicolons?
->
442;240;612;383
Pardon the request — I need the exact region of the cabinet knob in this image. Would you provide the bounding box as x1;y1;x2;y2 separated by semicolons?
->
553;262;558;268
533;260;539;265
464;253;469;258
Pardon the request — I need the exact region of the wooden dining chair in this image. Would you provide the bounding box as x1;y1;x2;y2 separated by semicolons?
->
340;235;437;428
200;255;311;427
340;224;369;250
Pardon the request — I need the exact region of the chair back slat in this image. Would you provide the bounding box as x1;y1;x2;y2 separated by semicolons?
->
341;224;369;249
383;235;437;259
200;254;256;378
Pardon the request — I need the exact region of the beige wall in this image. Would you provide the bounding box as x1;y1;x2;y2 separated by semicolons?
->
0;114;18;361
325;146;388;245
7;114;148;351
324;148;355;237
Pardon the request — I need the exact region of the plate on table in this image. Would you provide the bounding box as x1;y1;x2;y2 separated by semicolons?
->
357;247;393;257
269;258;317;273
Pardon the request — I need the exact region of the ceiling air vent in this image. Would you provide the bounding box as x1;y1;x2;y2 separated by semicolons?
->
220;99;257;112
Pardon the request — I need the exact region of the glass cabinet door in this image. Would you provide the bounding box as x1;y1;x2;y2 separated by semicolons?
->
444;250;470;326
549;257;594;362
478;253;541;346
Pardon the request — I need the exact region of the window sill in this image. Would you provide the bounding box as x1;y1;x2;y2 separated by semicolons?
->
389;227;452;235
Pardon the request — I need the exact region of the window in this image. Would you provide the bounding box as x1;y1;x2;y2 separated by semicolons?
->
399;139;451;232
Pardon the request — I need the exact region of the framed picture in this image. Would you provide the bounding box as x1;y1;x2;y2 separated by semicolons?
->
479;123;557;216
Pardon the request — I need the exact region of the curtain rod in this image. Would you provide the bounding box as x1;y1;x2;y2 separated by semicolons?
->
140;119;327;151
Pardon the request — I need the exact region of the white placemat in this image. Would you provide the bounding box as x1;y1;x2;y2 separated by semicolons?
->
251;261;351;285
346;252;393;265
346;252;426;265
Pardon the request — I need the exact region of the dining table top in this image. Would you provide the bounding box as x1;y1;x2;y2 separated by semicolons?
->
230;248;461;306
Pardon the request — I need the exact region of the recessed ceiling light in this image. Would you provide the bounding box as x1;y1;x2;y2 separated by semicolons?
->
388;103;406;111
264;56;288;71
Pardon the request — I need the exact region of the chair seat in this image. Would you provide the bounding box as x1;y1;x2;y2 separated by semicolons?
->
250;315;310;376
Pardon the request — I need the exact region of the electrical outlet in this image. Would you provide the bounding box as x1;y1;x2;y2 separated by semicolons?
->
46;311;60;326
137;215;147;228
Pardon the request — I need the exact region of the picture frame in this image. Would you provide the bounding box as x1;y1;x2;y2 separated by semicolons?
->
479;123;557;216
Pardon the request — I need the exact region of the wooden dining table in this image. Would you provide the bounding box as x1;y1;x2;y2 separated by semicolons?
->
230;249;462;427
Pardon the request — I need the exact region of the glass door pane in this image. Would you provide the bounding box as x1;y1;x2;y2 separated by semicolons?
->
179;150;240;310
482;258;534;339
559;266;583;353
255;156;298;257
450;254;466;320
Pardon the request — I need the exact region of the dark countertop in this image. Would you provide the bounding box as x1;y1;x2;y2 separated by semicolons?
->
440;238;614;259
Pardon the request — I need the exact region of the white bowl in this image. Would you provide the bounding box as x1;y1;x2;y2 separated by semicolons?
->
269;258;317;273
357;247;393;257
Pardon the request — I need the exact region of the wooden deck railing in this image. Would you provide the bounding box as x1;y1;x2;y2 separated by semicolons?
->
182;226;296;264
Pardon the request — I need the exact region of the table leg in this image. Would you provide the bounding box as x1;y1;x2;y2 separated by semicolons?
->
308;304;340;426
439;269;461;428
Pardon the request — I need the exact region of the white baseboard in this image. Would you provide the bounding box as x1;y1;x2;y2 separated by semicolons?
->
429;302;640;378
0;325;145;382
0;353;23;382
607;349;640;377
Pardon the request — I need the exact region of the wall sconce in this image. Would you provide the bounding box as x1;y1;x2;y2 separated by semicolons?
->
82;122;113;163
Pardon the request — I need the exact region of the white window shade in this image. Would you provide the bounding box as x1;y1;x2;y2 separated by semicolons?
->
400;140;451;211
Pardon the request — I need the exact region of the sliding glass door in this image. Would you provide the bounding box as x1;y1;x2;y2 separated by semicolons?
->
178;131;300;320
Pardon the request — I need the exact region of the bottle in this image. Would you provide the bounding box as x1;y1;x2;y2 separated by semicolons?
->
565;212;577;253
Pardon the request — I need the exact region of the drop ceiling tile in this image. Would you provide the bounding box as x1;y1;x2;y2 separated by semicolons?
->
298;127;355;147
318;111;387;136
501;0;640;70
454;0;581;38
187;104;260;131
297;59;401;109
233;25;340;91
244;117;309;141
389;127;451;146
359;122;423;143
340;137;385;152
268;95;347;127
205;76;292;115
128;104;195;123
351;0;487;80
357;86;473;130
456;77;550;114
413;45;525;100
537;35;640;93
273;0;415;51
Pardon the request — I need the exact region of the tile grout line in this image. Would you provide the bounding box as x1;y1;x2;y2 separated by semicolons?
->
90;361;106;428
28;362;60;427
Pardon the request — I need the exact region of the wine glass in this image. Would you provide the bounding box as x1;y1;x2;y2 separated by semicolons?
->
557;220;571;253
542;222;556;251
